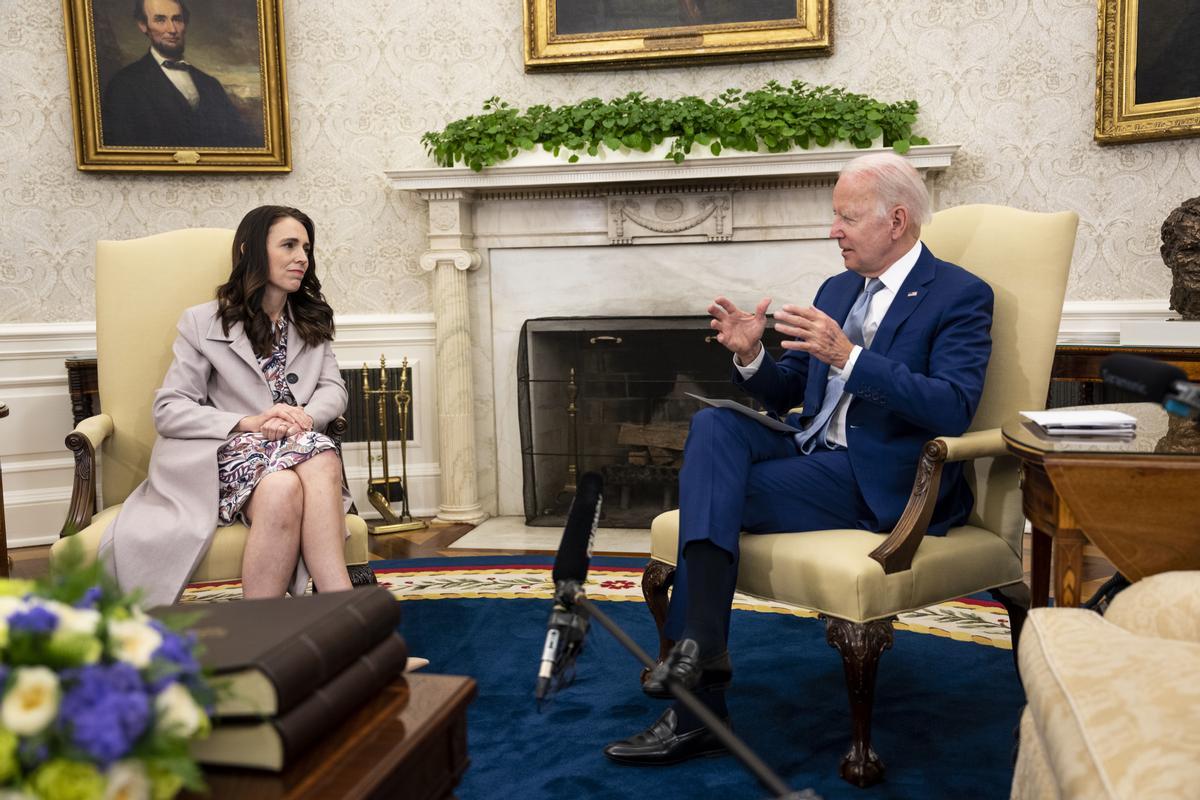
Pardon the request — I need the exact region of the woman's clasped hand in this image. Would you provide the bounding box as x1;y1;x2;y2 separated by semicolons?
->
241;402;315;440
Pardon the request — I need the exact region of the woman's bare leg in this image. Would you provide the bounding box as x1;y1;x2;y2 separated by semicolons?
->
293;450;353;593
241;469;303;599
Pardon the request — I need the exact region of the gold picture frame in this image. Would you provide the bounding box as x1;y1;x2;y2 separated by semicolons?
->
1095;0;1200;144
523;0;830;72
63;0;291;172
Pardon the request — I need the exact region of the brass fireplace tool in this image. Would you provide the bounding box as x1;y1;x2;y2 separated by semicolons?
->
361;356;426;534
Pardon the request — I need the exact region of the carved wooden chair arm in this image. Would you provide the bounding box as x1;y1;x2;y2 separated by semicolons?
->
868;427;1006;574
324;415;348;444
62;414;114;537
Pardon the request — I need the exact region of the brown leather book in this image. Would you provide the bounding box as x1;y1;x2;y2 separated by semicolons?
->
189;632;410;771
155;586;401;718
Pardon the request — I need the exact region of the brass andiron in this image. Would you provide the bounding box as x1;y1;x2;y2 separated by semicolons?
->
361;356;427;534
562;367;579;494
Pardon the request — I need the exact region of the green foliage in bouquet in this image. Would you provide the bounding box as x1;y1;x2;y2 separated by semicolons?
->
0;542;213;800
421;80;930;171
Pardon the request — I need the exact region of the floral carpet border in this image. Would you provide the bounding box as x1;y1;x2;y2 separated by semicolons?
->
182;562;1012;649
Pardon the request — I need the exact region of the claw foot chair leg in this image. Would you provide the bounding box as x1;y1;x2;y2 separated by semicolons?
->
641;558;676;681
824;616;895;787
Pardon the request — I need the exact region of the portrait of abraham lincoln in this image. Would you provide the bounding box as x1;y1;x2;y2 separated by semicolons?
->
92;0;265;149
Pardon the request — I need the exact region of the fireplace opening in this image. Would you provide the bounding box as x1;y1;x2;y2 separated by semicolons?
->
517;316;790;528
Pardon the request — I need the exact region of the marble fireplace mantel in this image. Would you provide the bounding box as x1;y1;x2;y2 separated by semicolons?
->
387;144;959;523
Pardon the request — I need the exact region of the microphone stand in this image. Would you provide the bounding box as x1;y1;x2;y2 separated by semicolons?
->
572;592;808;800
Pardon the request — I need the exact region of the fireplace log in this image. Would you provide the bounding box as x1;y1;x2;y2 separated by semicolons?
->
617;423;689;450
647;446;679;465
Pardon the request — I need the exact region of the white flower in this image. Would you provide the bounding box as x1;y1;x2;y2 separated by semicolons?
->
0;667;59;736
154;682;205;738
104;760;151;800
0;596;26;617
42;600;101;636
107;619;163;668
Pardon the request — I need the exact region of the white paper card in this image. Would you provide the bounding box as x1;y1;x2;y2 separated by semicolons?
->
1020;409;1137;428
685;392;802;433
1021;409;1137;436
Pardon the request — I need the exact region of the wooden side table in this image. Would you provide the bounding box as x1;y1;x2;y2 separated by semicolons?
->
182;673;476;800
1003;402;1200;607
65;354;99;427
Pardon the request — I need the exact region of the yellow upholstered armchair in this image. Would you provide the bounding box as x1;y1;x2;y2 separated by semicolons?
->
52;229;373;591
642;205;1079;786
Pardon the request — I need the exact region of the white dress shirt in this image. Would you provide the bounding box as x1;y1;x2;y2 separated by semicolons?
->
735;239;924;448
150;47;200;110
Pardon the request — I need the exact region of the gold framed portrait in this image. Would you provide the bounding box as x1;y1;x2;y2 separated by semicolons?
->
62;0;291;172
523;0;831;72
1095;0;1200;144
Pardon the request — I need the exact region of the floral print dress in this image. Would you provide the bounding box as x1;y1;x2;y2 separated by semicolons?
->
216;317;337;525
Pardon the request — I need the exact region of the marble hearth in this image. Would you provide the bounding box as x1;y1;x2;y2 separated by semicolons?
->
388;145;958;523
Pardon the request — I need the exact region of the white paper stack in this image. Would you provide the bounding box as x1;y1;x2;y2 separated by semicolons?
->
1020;409;1137;437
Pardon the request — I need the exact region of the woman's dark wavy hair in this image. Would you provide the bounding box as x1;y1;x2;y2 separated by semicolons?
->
216;206;335;359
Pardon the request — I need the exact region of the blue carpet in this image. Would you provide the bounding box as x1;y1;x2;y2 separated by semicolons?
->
394;559;1023;800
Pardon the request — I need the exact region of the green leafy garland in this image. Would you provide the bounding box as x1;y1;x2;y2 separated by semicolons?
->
422;80;929;172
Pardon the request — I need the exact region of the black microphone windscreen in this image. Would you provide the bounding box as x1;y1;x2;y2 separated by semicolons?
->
552;472;603;584
1100;354;1186;402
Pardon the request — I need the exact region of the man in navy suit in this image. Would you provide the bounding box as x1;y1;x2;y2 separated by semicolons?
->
605;152;994;765
102;0;260;148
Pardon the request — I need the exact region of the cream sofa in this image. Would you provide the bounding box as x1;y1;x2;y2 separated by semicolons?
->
1012;571;1200;799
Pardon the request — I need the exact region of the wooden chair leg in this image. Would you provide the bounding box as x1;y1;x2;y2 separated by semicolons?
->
988;581;1031;675
824;616;894;788
640;558;676;681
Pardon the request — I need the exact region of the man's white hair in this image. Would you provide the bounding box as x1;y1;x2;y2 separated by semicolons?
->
839;152;932;228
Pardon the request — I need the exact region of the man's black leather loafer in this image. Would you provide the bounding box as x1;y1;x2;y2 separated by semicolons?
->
641;638;732;699
603;707;730;765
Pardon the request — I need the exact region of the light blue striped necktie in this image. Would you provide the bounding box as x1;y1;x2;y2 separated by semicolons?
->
794;278;884;454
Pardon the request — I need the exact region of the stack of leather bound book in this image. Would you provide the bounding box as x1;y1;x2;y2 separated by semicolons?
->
154;587;406;771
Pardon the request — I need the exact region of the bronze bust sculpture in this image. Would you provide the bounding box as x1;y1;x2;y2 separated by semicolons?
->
1160;196;1200;320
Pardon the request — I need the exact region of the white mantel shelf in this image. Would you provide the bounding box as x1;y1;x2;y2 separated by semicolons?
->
386;144;959;192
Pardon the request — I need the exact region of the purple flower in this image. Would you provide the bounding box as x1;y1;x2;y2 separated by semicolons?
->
57;663;151;766
150;624;198;671
8;606;58;634
75;587;103;609
147;624;200;692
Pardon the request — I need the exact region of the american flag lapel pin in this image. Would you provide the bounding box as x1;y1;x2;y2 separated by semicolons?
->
907;291;919;297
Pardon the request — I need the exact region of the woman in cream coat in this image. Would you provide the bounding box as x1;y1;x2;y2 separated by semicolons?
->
100;206;353;605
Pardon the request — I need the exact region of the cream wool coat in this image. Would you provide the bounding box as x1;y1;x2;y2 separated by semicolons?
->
99;300;351;606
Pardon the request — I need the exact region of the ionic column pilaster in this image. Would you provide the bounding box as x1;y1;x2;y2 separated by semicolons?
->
418;190;487;524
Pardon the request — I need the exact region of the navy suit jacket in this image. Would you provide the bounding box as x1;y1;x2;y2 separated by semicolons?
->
102;53;261;148
736;244;994;534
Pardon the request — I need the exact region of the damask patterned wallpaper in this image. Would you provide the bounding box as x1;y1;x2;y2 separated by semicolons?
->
1;0;1196;323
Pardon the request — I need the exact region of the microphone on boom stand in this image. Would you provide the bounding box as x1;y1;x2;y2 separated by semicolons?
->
536;472;814;800
535;472;602;704
1100;354;1200;420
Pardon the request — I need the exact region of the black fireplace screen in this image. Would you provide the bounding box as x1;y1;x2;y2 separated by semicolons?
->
517;316;789;528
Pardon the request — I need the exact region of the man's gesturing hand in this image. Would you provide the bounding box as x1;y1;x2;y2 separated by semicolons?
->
708;296;771;365
774;305;855;369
